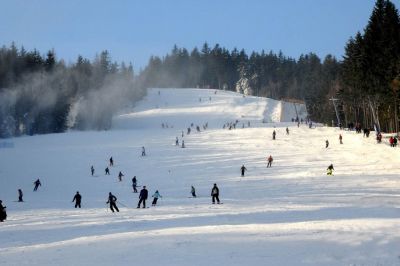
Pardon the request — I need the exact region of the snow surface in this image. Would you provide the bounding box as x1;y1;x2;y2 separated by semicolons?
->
0;88;399;266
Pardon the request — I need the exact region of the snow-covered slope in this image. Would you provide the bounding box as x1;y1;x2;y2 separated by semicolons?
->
0;88;399;266
112;88;307;129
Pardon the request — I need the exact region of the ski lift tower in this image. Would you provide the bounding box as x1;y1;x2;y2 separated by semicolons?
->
329;98;341;127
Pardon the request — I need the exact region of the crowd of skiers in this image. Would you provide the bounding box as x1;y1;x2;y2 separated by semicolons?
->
2;113;398;223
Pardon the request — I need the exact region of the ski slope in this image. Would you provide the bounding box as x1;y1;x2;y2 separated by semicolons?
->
0;88;399;266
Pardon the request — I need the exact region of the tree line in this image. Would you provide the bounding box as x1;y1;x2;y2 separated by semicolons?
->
1;0;399;138
0;47;144;138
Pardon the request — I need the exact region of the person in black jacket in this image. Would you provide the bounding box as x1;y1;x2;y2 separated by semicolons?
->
109;157;114;167
211;183;220;204
240;165;247;177
18;189;23;202
0;200;7;222
106;192;119;212
33;179;41;191
132;176;138;193
72;191;82;208
137;186;148;208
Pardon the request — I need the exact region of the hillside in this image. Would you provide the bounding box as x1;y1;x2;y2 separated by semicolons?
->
0;88;399;266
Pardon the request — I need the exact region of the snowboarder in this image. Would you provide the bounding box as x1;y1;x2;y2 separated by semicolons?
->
286;127;289;135
109;157;114;167
33;179;41;191
118;171;124;182
0;200;7;222
211;183;220;204
240;165;247;177
339;134;343;144
132;176;138;193
18;189;23;202
175;137;179;146
151;190;162;206
267;155;273;168
327;164;334;175
182;140;185;148
91;165;95;176
141;146;146;156
137;186;148;208
106;192;119;212
325;140;329;148
272;130;276;140
72;191;82;208
191;186;196;198
105;167;110;175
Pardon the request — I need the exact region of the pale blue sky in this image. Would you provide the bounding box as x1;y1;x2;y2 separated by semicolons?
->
1;0;398;70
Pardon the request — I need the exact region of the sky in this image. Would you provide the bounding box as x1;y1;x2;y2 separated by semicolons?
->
1;0;399;71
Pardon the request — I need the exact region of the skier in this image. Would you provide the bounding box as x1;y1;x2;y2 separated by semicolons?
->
91;165;95;176
141;146;146;156
109;157;114;167
389;136;394;147
327;164;334;175
187;127;191;135
151;190;162;206
272;130;276;140
175;137;179;146
18;189;23;202
325;140;329;148
267;155;273;168
240;165;247;177
132;176;138;193
339;134;343;144
72;191;82;208
105;167;110;175
286;127;289;135
33;179;41;191
118;171;124;182
181;131;184;138
182;140;185;148
137;186;148;208
376;132;382;143
106;192;119;212
0;200;6;222
191;186;196;198
211;183;220;204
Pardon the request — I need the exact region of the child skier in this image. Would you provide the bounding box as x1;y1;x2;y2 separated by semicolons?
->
151;190;162;206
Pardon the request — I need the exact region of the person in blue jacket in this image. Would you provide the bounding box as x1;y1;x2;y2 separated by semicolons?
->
152;190;162;206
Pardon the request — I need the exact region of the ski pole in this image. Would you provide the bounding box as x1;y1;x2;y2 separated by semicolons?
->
117;201;128;208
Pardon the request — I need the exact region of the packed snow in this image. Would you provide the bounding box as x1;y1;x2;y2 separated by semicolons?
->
0;88;399;266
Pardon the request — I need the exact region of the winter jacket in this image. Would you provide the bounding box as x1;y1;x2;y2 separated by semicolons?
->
107;195;117;204
140;189;148;199
211;186;219;196
152;191;162;198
